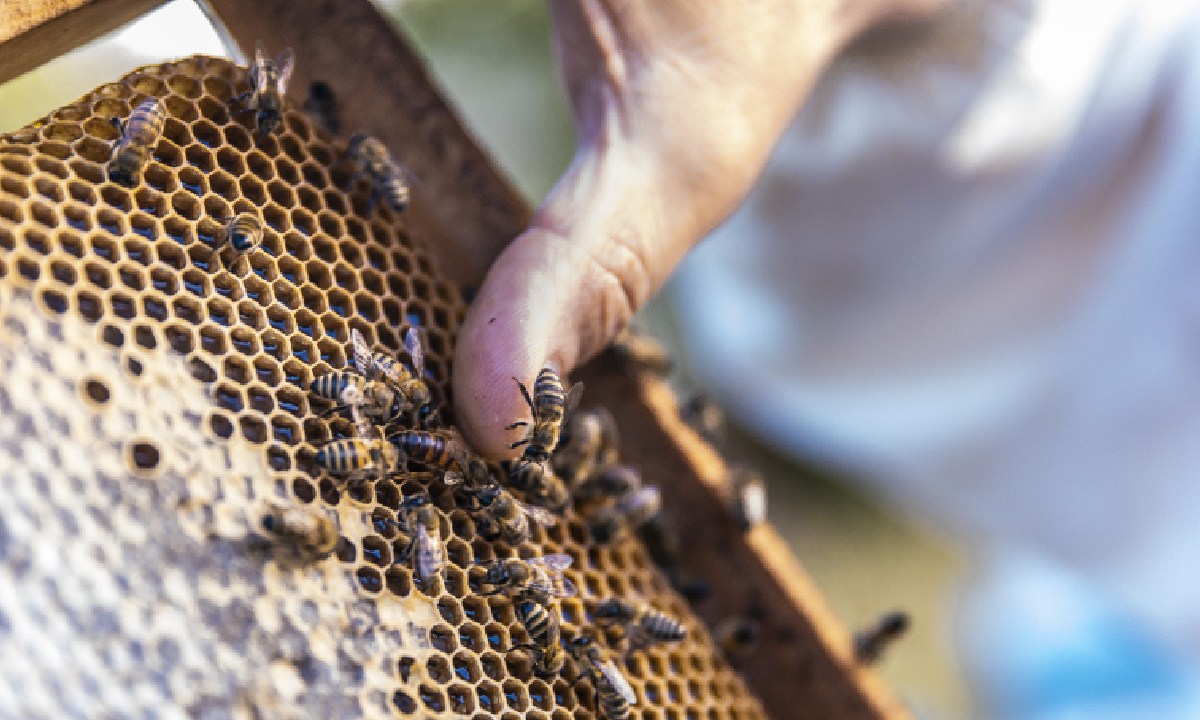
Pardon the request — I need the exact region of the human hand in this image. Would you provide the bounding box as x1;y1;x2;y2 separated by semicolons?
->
453;0;950;459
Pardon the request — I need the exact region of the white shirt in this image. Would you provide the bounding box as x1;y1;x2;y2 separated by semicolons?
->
675;0;1200;659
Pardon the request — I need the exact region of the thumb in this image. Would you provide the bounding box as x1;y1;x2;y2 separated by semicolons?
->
452;141;679;459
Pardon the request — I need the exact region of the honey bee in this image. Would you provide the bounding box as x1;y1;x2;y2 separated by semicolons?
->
477;554;577;603
551;407;619;487
730;467;767;532
311;371;404;426
593;597;687;648
567;636;637;720
508;368;584;462
213;212;265;274
350;327;432;419
573;464;642;505
260;505;338;560
713;616;760;663
235;41;295;136
588;485;662;544
397;495;445;584
853;610;911;665
344;131;411;213
470;483;560;546
313;427;401;483
679;393;725;448
503;458;570;512
303;80;340;135
108;97;165;187
514;597;567;677
390;429;465;472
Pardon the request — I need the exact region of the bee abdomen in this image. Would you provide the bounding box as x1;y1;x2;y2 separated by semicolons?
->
382;174;409;212
641;611;687;642
315;439;369;473
533;368;566;418
393;430;449;466
310;372;358;400
226;213;264;252
596;683;631;720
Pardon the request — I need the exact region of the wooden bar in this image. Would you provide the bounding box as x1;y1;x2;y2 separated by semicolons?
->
577;355;912;720
0;0;165;83
203;0;531;290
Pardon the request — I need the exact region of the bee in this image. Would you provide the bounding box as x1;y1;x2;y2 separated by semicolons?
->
567;636;637;720
508;368;584;462
514;597;567;676
551;407;619;487
303;80;340;135
477;554;577;604
608;327;673;376
853;610;911;665
391;429;465;472
344;131;411;213
212;212;265;274
679;393;725;448
588;485;662;544
730;467;767;532
470;483;560;546
593;597;687;648
397;495;445;584
235;41;295;136
313;425;401;483
714;616;760;663
350;327;432;419
310;372;405;428
260;505;338;560
574;464;642;505
503;458;570;512
108;97;165;187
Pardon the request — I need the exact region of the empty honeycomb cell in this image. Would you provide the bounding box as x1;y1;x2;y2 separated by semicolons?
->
38;287;68;314
36;141;72;162
33;176;65;202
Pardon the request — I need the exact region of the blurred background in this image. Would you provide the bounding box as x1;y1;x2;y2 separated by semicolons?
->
0;1;975;716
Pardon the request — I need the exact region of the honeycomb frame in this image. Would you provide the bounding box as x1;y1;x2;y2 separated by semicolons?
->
0;55;771;720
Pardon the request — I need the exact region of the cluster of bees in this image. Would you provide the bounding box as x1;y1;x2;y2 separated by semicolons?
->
297;317;683;718
106;42;695;719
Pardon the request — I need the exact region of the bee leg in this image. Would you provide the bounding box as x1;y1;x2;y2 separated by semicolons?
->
505;420;530;430
509;438;531;450
514;379;535;413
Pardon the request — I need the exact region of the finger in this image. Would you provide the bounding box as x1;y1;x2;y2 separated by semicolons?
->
453;143;676;459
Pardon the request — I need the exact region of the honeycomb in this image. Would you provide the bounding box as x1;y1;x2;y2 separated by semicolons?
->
0;56;769;719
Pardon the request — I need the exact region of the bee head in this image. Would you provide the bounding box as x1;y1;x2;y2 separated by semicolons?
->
475;484;501;507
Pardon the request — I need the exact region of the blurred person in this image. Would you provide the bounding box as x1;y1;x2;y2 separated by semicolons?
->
452;1;1200;717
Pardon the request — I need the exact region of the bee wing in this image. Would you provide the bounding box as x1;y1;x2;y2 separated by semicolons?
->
563;381;585;417
414;523;444;582
254;40;268;67
275;47;296;96
598;659;638;706
618;485;662;517
403;327;426;377
517;500;559;528
350;327;377;378
527;553;573;572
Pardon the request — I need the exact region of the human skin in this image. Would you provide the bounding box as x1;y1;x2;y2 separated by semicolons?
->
452;0;950;459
